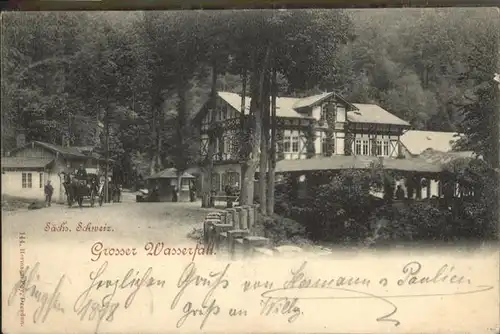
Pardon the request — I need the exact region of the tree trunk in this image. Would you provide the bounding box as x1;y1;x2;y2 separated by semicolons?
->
202;61;218;207
259;72;271;214
239;69;249;204
202;137;216;207
241;46;271;205
266;67;277;216
176;174;182;202
150;156;156;175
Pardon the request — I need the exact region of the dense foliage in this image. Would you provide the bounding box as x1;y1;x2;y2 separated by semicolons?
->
273;160;498;246
2;10;498;233
3;9;498;184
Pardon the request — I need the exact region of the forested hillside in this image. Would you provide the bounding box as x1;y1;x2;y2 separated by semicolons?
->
2;8;498;181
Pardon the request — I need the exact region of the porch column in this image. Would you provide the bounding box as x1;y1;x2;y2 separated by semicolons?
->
405;175;413;199
426;178;431;199
290;173;299;201
219;172;223;193
416;176;422;199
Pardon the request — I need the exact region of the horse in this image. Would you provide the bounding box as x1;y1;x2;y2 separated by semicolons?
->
61;172;99;207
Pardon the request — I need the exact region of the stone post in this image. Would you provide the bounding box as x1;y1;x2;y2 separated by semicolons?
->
254;204;259;219
206;212;222;220
239;206;248;230
213;223;233;253
233;207;241;229
248;204;255;232
225;208;235;227
227;229;250;260
219;211;227;225
204;217;221;248
243;236;270;257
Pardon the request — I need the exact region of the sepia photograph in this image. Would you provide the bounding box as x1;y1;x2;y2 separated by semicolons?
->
1;7;499;334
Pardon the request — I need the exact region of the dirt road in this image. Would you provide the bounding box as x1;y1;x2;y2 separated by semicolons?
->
2;195;214;247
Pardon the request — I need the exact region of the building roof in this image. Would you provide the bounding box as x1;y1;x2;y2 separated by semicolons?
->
1;157;54;169
419;148;476;164
216;92;311;119
216;92;409;125
292;92;333;109
400;130;463;155
217;92;250;114
348;104;410;126
275;97;311;118
195;91;411;126
274;155;442;173
147;168;196;180
35;141;88;157
9;141;112;162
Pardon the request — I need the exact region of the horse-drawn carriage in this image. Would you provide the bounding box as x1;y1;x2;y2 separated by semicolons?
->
62;172;104;207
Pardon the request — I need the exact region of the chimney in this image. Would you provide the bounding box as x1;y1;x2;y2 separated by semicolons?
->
16;133;26;148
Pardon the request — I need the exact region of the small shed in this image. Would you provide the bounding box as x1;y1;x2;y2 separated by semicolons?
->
145;168;196;202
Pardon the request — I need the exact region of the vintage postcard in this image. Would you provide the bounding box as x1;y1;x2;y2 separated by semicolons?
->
2;8;499;334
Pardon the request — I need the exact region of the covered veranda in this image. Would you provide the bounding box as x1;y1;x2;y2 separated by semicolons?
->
273;155;454;202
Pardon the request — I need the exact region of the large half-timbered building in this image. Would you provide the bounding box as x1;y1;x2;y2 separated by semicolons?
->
191;91;411;193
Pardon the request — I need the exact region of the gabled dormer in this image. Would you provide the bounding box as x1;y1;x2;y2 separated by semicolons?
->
291;92;357;131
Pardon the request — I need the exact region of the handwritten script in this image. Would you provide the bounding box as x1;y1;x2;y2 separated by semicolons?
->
260;261;494;327
8;262;66;324
6;260;494;333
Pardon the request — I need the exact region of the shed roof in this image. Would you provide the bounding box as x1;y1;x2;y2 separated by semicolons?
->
147;168;196;179
400;130;463;155
1;157;54;169
274;156;441;173
348;104;410;126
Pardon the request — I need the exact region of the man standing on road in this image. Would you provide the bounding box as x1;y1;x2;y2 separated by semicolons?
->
44;180;54;207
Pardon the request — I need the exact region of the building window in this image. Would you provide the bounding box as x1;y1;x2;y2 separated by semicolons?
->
383;141;390;156
355;139;362;155
320;105;327;122
362;140;369;156
322;136;335;155
220;137;226;155
223;171;240;189
376;140;382;156
291;136;299;153
39;173;43;188
283;136;291;153
22;173;32;189
181;178;190;191
322;137;328;155
211;173;221;192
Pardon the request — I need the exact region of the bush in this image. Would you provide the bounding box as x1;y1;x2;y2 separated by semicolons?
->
274;160;499;245
186;227;204;243
254;213;309;246
2;195;45;211
365;202;452;245
282;169;386;243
